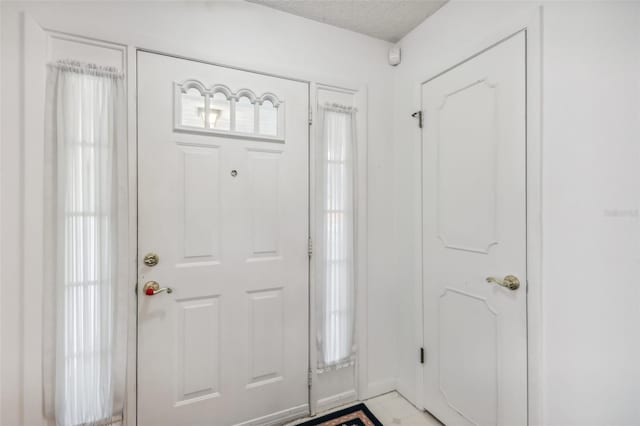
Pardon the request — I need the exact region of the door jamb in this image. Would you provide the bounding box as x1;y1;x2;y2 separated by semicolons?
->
418;7;543;426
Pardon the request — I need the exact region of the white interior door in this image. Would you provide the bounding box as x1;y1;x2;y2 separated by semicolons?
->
137;52;309;426
421;32;527;426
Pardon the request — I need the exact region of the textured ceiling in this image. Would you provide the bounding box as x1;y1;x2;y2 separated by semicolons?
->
246;0;447;43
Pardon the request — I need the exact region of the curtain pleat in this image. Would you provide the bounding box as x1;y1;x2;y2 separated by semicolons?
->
316;103;357;372
43;60;128;426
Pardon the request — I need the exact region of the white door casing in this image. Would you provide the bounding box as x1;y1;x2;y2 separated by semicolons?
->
421;32;527;426
137;52;309;426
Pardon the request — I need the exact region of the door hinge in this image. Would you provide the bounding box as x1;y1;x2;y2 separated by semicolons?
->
309;109;313;126
420;347;425;364
411;110;423;128
308;236;313;258
307;368;313;388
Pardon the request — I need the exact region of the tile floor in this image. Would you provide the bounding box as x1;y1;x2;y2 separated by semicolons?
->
289;391;443;426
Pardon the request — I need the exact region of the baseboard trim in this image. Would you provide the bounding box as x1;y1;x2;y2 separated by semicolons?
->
363;379;397;400
316;389;358;413
233;403;309;426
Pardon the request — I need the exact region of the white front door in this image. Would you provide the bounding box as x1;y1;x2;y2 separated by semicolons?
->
421;32;527;426
137;52;309;426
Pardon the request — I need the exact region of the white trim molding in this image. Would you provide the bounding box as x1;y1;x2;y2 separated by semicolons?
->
316;390;358;413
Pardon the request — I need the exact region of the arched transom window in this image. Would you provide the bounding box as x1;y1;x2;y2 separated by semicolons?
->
176;80;284;141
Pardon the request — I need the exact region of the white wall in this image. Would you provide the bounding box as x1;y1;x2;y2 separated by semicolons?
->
542;3;640;424
0;2;397;424
393;1;640;425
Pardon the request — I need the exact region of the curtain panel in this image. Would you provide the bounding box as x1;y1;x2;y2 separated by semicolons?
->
43;60;128;426
315;103;358;372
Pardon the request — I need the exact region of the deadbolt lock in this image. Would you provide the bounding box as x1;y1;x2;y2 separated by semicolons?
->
143;253;159;267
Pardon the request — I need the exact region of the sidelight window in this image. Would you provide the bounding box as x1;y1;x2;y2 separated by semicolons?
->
43;60;129;426
315;103;358;372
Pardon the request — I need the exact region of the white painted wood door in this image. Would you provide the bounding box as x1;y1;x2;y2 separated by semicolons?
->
421;32;527;426
137;52;309;426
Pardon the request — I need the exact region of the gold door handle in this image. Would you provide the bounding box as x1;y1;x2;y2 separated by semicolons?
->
143;281;173;296
486;275;520;291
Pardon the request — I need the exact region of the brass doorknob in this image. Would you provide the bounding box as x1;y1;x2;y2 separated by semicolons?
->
486;275;520;290
143;281;172;296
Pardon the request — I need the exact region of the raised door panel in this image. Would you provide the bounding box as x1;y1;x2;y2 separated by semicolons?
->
180;145;221;263
247;149;282;259
247;288;284;387
439;289;498;426
437;80;498;254
175;296;221;405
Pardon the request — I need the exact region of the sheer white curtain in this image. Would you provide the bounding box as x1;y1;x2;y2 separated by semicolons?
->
43;60;128;426
315;103;357;372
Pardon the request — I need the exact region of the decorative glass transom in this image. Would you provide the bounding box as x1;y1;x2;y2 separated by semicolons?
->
175;80;284;141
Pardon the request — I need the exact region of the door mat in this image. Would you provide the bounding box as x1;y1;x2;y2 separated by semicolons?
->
295;403;383;426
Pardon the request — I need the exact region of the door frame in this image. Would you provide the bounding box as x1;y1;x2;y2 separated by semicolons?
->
418;7;543;426
309;83;369;414
19;14;369;426
133;49;369;424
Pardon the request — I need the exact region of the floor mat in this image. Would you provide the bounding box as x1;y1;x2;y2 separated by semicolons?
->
295;403;384;426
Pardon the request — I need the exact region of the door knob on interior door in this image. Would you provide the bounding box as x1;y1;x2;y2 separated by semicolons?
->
486;275;520;290
143;280;173;296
